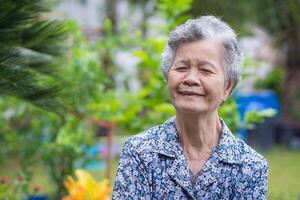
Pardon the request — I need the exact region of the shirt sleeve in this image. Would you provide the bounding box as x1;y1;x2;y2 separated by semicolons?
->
112;139;151;200
243;160;269;200
254;161;269;199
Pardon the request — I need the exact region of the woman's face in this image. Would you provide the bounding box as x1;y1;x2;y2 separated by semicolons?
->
167;39;232;115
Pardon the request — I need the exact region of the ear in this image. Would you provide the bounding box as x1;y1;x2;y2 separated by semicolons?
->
222;80;234;102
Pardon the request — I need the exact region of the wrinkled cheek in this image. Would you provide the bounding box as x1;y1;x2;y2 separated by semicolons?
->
205;95;220;108
173;94;183;105
168;88;174;99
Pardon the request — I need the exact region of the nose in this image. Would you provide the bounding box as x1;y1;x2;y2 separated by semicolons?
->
183;68;200;86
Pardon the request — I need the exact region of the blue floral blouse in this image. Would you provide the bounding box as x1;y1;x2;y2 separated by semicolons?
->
113;117;268;199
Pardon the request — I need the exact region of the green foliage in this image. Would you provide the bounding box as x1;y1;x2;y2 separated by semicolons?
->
0;99;96;197
0;170;43;200
0;97;61;166
240;57;264;80
62;22;107;111
250;0;300;45
41;115;94;198
0;18;99;198
190;0;255;35
59;0;193;135
218;98;240;133
255;67;284;95
157;0;192;30
0;0;69;114
243;109;277;129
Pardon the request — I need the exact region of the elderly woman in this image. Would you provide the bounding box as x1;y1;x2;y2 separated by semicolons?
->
113;16;268;199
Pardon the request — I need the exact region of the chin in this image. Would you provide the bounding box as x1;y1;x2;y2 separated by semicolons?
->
175;104;206;115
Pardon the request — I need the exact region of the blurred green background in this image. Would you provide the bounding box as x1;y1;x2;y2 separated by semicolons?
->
0;0;300;199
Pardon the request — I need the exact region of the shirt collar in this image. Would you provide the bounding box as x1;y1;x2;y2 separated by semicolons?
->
212;119;242;164
154;117;242;164
154;117;182;158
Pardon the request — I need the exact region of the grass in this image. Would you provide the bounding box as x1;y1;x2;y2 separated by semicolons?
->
261;146;300;200
1;145;299;199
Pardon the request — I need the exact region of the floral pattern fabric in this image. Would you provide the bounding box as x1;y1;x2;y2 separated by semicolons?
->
113;117;268;199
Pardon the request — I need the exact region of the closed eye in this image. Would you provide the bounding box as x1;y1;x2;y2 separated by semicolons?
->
175;67;188;72
200;68;214;74
197;60;217;74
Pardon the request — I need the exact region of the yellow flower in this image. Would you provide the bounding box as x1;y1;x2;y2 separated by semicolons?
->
62;169;111;200
92;179;111;200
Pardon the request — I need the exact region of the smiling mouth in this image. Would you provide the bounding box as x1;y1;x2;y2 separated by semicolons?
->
178;91;204;96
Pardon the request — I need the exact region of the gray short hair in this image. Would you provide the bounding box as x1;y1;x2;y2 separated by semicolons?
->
160;16;243;91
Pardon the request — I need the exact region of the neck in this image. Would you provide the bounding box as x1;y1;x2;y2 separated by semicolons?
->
175;111;222;154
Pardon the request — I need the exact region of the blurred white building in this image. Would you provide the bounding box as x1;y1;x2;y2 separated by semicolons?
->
239;27;283;92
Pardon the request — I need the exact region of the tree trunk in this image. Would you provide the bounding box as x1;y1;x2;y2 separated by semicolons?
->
281;40;300;125
105;0;117;34
101;0;118;89
281;67;300;124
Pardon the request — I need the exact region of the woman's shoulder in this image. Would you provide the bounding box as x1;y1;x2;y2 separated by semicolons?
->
235;137;268;169
126;125;162;146
122;120;171;156
220;120;267;169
